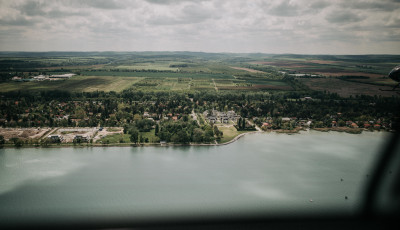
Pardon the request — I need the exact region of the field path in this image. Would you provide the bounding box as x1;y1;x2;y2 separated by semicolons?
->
216;131;261;146
191;109;200;126
248;120;262;131
230;66;265;73
212;79;218;92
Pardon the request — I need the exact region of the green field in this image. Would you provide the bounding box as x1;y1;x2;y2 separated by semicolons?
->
98;129;159;144
216;125;249;144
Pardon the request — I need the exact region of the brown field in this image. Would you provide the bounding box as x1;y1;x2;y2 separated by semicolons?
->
0;128;51;140
54;127;98;143
313;72;384;78
300;78;399;97
308;60;340;64
218;85;292;91
230;66;264;73
252;61;308;68
253;85;293;90
37;64;106;70
218;86;257;90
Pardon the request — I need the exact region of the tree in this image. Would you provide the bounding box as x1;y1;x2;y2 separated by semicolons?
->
10;137;23;147
130;128;139;144
0;135;4;147
237;118;242;130
213;125;223;140
170;130;190;144
193;128;204;143
155;124;159;136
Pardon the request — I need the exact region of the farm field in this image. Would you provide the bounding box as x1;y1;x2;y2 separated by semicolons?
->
251;55;399;80
1;52;399;97
248;54;400;95
0;128;52;141
0;76;140;93
300;78;399;97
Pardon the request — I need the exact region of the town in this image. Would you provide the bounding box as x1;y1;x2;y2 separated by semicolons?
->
0;89;397;147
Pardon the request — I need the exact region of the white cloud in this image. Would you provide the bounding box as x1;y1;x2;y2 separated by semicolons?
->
0;0;399;54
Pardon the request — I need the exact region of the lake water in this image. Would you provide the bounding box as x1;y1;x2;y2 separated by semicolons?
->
0;131;390;224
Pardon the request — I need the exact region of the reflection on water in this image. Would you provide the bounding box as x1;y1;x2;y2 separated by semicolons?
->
0;131;389;223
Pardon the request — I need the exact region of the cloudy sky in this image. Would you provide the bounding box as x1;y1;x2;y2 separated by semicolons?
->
0;0;399;54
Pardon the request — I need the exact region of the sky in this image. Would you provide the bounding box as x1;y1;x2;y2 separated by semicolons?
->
0;0;399;54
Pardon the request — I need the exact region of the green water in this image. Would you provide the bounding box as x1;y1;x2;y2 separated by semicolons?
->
0;131;389;224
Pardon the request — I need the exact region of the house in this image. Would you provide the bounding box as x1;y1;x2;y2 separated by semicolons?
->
350;123;359;128
374;124;381;130
48;135;63;142
204;109;240;124
282;117;291;122
221;117;229;123
49;74;75;79
261;122;271;129
33;75;47;81
172;116;178;121
208;116;216;123
332;121;337;127
12;76;22;81
74;135;88;142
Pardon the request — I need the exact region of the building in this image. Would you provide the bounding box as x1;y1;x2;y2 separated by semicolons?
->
49;74;75;80
48;135;63;143
204;109;240;124
208;116;217;123
33;75;47;81
12;76;22;81
74;135;88;142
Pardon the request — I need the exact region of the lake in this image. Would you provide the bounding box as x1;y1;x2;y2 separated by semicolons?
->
0;131;390;225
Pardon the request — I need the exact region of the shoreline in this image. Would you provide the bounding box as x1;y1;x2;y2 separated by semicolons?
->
0;128;390;149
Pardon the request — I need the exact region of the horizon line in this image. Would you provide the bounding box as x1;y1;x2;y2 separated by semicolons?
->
0;51;399;56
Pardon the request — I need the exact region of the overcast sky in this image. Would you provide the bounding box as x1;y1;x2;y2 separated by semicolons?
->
0;0;399;54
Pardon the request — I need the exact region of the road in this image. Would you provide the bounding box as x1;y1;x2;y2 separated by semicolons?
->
248;119;262;131
212;78;218;92
191;109;200;126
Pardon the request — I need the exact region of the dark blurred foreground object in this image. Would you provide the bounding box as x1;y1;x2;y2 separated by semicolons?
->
388;65;400;90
